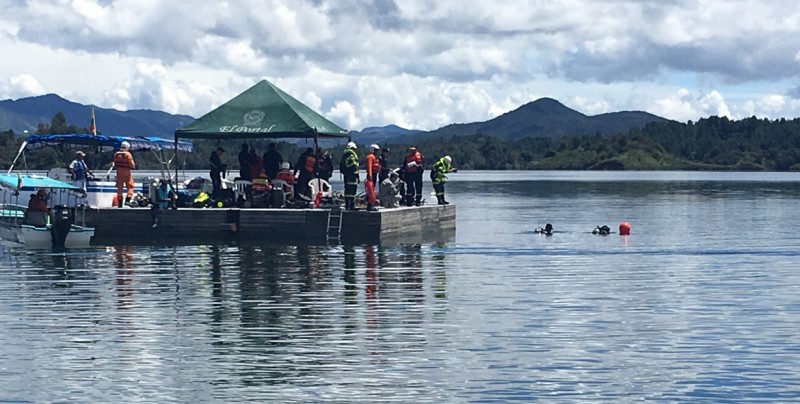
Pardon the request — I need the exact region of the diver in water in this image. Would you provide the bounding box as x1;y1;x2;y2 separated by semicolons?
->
592;225;611;235
534;223;554;236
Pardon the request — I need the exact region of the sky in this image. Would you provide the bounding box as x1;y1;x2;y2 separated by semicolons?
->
2;0;800;132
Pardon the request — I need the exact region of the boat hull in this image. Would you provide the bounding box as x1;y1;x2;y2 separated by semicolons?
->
17;224;95;248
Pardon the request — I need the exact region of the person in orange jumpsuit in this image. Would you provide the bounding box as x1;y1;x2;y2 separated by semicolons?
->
364;144;381;211
113;141;136;208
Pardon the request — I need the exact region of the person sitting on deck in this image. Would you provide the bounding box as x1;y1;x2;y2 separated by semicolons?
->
274;162;295;203
379;169;402;208
151;179;176;228
25;189;50;226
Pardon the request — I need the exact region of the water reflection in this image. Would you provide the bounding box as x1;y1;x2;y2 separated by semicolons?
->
132;242;450;396
113;246;134;309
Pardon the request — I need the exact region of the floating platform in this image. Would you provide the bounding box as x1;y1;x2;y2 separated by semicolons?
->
84;204;455;245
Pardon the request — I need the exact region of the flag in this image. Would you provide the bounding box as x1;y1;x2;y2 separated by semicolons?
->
89;107;97;135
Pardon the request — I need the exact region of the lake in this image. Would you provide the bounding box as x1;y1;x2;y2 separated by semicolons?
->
1;170;800;402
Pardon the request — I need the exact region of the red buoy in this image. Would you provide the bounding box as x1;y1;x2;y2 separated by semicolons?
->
619;222;631;236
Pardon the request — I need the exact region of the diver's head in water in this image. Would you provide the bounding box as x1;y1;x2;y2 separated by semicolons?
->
535;223;554;235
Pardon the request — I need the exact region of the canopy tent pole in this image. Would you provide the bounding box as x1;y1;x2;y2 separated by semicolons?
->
313;130;321;202
7;140;29;173
174;135;179;185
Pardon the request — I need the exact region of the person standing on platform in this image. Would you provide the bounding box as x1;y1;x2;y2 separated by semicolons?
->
238;143;252;181
401;145;424;206
209;147;226;198
68;150;94;195
316;148;334;182
294;147;317;199
113;141;135;208
262;143;283;180
340;142;360;210
364;144;380;211
431;155;456;205
378;147;391;185
249;148;263;180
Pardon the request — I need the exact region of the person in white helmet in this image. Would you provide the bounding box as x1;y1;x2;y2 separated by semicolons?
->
113;141;136;207
339;141;359;210
364;144;380;211
430;155;456;205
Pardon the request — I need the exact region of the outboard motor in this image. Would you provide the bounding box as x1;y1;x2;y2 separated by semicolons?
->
50;206;74;247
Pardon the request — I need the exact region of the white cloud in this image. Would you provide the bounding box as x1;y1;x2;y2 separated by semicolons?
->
2;74;48;98
1;0;800;130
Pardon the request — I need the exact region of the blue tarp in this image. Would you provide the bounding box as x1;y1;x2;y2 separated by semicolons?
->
25;134;194;153
0;173;82;191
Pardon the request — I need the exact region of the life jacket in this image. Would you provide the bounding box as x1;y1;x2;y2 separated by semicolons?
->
276;170;295;184
303;154;316;173
194;192;209;203
341;149;359;177
114;151;133;170
404;151;422;173
366;153;380;179
432;157;451;183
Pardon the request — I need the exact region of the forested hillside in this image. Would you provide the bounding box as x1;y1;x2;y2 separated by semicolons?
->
385;116;800;171
2;113;799;172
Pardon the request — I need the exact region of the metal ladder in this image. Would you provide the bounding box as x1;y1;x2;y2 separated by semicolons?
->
326;207;343;242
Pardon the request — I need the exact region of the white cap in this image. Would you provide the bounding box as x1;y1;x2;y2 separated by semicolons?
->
120;141;130;149
444;155;452;164
370;144;380;151
281;162;290;169
347;141;357;149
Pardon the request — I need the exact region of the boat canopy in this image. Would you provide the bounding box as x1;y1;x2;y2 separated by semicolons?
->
24;134;194;153
8;133;194;178
0;173;82;191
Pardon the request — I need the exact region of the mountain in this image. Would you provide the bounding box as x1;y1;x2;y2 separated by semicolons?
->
349;124;423;147
0;94;195;137
413;97;667;142
0;94;667;146
352;98;668;146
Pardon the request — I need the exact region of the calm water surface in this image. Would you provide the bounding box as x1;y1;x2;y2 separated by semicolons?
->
2;171;800;402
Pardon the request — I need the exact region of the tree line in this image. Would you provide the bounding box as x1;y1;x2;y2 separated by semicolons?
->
2;113;800;172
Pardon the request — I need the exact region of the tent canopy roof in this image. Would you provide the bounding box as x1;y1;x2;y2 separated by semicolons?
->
174;80;349;140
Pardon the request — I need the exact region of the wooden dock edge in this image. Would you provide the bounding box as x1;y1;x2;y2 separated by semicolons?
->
85;204;455;245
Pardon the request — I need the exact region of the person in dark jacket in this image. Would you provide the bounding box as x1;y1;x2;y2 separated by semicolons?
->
378;147;391;184
401;145;424;206
209;147;226;198
294;148;316;199
317;148;334;182
262;143;283;180
237;143;251;181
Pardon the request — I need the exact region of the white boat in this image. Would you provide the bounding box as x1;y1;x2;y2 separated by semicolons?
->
0;173;95;248
7;134;194;208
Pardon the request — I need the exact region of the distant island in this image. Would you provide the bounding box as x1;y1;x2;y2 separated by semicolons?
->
1;95;799;171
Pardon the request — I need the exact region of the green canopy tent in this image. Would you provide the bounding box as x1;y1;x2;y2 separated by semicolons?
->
173;79;350;181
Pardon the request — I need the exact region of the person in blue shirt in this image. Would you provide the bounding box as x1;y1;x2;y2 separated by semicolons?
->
151;179;176;228
67;151;94;194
